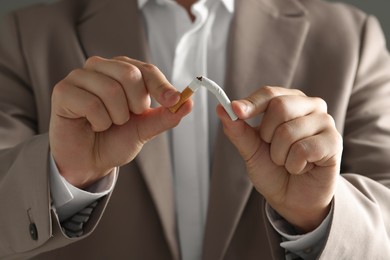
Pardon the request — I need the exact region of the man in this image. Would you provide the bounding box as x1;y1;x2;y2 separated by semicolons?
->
0;0;389;259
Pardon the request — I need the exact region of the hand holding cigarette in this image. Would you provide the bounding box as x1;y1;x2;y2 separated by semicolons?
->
217;86;342;233
169;76;238;121
50;57;191;188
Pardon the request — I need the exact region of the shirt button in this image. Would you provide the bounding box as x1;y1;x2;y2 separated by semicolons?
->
303;247;313;254
29;223;38;241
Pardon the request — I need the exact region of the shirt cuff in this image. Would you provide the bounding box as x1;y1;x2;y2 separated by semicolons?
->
265;202;333;260
49;153;118;222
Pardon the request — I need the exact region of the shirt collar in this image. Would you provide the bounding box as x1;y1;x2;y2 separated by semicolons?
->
137;0;175;9
137;0;234;13
222;0;234;13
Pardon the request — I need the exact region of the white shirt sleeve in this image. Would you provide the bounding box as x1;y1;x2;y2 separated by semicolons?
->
49;153;118;222
266;202;333;260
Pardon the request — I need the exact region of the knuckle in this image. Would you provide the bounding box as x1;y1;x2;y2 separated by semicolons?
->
52;82;68;102
132;96;151;114
113;55;128;61
332;131;343;151
145;80;172;100
52;82;65;96
314;97;328;111
104;80;123;98
127;66;143;82
156;82;170;93
85;56;103;67
336;131;343;145
67;68;84;79
261;86;279;97
142;62;158;72
245;96;257;110
337;137;344;155
322;113;336;127
51;88;61;105
291;141;309;160
85;98;103;114
121;63;142;82
292;88;306;96
268;96;288;115
275;123;295;143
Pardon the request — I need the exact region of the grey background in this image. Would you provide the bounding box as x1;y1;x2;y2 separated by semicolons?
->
0;0;389;47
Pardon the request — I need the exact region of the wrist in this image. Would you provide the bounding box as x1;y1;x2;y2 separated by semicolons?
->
58;166;113;190
270;202;332;234
51;151;113;189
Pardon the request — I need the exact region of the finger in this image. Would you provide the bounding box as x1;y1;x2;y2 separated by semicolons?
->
260;95;328;142
66;69;130;125
270;113;335;166
232;86;306;120
84;56;151;114
216;104;262;162
285;129;342;175
136;99;193;142
113;56;180;108
52;82;112;132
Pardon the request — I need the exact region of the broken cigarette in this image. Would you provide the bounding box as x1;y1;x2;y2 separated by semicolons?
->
169;76;238;121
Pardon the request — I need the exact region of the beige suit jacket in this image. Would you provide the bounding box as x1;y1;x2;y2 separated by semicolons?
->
1;0;390;259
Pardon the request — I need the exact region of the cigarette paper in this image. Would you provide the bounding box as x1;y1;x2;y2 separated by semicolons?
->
169;76;238;121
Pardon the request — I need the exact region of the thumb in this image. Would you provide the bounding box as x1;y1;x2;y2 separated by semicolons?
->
216;104;262;162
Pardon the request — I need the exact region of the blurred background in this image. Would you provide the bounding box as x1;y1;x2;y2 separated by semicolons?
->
0;0;389;47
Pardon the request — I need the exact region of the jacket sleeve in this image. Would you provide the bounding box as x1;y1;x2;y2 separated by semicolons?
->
0;13;110;259
321;15;390;259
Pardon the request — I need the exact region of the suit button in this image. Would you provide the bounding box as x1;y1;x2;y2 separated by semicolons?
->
29;223;38;240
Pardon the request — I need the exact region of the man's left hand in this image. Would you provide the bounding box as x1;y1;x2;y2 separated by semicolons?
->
217;86;343;233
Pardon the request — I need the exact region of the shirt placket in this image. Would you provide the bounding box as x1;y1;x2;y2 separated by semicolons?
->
170;1;211;260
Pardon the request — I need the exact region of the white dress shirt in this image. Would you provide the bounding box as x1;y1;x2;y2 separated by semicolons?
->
141;0;233;258
49;0;330;259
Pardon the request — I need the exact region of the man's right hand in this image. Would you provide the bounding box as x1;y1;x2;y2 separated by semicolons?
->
49;56;192;189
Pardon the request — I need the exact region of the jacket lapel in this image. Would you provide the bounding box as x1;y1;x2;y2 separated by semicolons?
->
202;0;310;259
76;1;180;259
76;0;149;60
137;133;180;260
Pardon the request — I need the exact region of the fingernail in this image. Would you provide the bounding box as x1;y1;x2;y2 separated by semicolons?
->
237;101;248;112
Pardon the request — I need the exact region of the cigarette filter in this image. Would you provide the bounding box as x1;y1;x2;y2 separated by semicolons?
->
169;76;238;121
168;87;194;113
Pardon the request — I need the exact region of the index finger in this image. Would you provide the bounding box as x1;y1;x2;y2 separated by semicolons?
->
232;86;306;119
113;56;180;107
